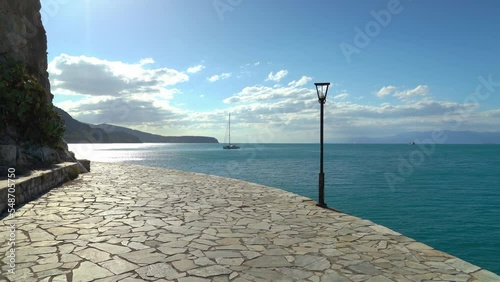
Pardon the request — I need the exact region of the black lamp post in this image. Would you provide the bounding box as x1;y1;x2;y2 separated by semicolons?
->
315;82;330;208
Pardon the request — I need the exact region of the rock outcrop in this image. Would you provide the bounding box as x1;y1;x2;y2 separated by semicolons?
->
0;0;75;174
0;0;51;102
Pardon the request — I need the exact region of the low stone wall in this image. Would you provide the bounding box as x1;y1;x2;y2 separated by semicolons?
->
0;162;80;214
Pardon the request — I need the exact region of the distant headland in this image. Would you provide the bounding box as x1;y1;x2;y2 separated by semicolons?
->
55;107;219;144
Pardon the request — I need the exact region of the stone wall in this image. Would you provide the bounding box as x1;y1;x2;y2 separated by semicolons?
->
0;162;80;215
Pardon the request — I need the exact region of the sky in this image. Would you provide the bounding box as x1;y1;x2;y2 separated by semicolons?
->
41;0;500;143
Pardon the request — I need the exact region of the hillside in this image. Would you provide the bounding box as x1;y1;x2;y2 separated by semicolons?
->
55;107;218;143
55;107;141;143
93;124;219;143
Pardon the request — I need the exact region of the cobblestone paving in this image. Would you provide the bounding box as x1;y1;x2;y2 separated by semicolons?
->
1;162;499;281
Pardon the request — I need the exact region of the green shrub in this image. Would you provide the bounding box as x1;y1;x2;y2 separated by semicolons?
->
0;58;65;147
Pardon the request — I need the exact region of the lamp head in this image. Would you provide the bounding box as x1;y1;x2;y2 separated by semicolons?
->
315;82;330;103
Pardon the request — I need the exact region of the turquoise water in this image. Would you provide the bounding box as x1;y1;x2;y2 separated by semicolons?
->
69;143;500;274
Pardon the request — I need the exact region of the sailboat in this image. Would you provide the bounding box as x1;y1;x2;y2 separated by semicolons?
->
223;113;240;149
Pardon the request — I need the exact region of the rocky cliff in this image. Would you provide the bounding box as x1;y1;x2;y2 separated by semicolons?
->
0;0;75;174
0;0;51;102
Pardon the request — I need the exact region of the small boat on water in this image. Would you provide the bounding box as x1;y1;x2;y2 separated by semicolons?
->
223;113;240;150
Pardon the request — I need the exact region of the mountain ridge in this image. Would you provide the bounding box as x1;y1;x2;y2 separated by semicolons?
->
55;107;219;143
92;123;219;143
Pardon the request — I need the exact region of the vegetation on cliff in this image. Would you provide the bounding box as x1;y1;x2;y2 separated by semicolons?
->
0;58;65;147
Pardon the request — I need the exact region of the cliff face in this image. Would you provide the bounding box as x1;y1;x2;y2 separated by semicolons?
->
0;0;52;102
0;0;75;173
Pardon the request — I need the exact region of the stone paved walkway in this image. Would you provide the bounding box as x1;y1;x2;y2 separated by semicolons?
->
1;162;499;281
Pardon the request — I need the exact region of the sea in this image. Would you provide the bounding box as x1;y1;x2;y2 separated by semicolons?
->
68;143;500;275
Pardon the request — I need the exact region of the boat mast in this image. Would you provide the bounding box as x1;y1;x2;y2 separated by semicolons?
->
228;113;231;145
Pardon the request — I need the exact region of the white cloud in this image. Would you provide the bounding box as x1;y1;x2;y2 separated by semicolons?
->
73;98;181;124
187;64;206;73
288;76;313;87
334;93;349;100
266;70;288;82
376;85;397;97
49;55;498;143
376;85;429;100
48;54;188;97
57;82;500;143
240;62;262;76
207;72;232;82
139;58;155;65
49;54;191;127
55;96;110;113
394;85;429;100
224;85;314;104
215;79;497;142
210;89;495;142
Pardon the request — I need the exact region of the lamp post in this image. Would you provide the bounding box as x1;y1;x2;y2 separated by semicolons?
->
315;82;330;208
